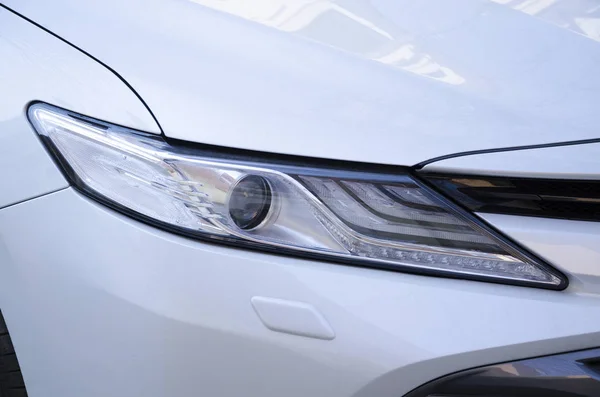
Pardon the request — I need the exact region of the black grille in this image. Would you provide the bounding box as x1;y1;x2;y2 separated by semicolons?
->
421;174;600;222
404;348;600;397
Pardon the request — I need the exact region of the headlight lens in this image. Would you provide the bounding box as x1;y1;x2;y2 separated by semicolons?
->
227;175;273;230
30;103;566;289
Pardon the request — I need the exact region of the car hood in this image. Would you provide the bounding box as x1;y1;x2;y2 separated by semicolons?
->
6;0;600;166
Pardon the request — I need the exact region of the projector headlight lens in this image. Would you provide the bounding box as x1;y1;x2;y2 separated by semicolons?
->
228;175;273;230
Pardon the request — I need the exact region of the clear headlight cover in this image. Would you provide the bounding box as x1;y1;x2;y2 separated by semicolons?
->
30;103;567;289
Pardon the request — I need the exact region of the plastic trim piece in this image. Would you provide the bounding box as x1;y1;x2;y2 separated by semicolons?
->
404;347;600;397
422;173;600;222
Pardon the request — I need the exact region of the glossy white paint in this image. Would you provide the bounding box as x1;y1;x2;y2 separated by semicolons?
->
424;141;600;294
251;296;336;340
5;0;600;165
0;8;159;209
1;189;600;397
479;213;600;294
422;142;600;179
3;1;600;396
0;8;159;134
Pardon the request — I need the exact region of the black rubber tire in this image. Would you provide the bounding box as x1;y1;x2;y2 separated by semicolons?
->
0;312;27;397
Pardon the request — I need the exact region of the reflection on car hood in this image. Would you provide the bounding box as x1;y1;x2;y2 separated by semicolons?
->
6;0;600;165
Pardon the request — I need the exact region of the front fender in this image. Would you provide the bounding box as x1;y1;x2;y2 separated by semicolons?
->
0;6;160;209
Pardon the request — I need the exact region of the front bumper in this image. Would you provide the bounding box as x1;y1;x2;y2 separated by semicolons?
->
1;188;600;397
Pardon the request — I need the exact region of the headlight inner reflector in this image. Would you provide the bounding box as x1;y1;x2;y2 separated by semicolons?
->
30;103;566;289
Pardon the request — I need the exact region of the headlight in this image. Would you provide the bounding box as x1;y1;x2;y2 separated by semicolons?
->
29;103;567;289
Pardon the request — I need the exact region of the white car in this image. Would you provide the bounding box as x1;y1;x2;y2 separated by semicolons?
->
1;1;600;396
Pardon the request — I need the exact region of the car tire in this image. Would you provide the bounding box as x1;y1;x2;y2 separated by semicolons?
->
0;312;27;397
